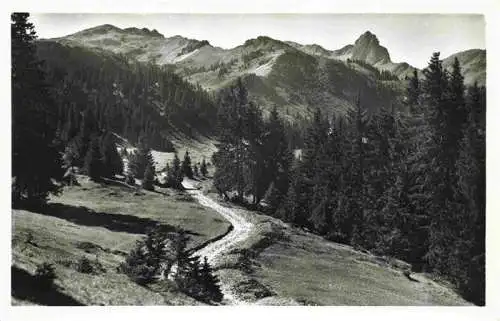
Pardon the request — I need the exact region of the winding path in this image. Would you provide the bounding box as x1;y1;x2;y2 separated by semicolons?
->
182;180;254;305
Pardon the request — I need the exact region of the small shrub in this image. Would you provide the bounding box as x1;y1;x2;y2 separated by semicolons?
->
56;259;74;268
175;194;195;202
125;174;135;185
34;262;56;290
76;256;95;274
76;241;101;253
25;231;36;246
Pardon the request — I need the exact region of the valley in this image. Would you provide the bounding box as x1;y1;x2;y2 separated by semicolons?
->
11;13;486;307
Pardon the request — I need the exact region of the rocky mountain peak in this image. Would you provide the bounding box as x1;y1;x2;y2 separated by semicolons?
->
350;31;391;65
355;31;379;45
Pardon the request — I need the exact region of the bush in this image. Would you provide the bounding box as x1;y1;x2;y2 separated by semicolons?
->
75;256;106;274
76;256;94;274
34;262;56;290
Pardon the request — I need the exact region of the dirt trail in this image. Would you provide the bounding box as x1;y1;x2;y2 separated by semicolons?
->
182;179;254;305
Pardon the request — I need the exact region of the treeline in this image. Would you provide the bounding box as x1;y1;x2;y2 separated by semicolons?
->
214;56;485;305
36;40;217;151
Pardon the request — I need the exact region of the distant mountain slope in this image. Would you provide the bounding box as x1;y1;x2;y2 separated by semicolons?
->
53;26;403;119
442;49;486;86
51;24;485;119
36;40;217;150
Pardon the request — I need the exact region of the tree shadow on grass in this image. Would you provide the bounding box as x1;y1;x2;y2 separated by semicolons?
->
11;266;84;306
34;202;200;236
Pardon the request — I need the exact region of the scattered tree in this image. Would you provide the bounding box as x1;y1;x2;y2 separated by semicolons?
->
182;150;193;179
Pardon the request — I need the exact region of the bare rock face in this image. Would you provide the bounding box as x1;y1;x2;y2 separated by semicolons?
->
350;31;391;65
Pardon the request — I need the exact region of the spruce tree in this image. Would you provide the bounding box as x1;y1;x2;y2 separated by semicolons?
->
346;95;367;248
199;257;223;302
182;150;193;179
75;108;99;167
200;158;208;177
167;153;183;189
285;108;329;228
263;106;293;213
84;136;103;182
11;13;64;206
100;132;124;178
213;78;253;202
407;68;420;110
142;163;155;191
422;52;472;280
129;135;155;180
453;82;485;305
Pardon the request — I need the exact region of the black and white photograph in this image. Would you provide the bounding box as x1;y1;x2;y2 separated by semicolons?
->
7;2;496;315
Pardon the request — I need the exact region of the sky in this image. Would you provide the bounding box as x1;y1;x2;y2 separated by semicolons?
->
30;13;485;69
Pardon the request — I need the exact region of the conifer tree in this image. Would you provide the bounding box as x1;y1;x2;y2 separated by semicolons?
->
422;52;462;275
142;162;155;191
453;82;485;304
199;257;223;302
213;78;253;202
129;135;155;180
167;153;183;189
346;95;367;248
284;108;329;228
11;13;64;205
100;132;123;178
182;150;193;179
84;136;103;182
407;68;420;110
193;164;199;177
75;108;100;167
263;106;293;213
200;158;208;177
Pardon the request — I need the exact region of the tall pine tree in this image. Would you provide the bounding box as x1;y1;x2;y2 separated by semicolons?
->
84;136;103;182
12;13;64;206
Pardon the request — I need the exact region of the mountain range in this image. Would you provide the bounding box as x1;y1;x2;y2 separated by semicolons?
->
48;24;486;118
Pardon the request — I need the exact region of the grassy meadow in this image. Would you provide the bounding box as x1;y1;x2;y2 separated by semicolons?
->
11;176;230;305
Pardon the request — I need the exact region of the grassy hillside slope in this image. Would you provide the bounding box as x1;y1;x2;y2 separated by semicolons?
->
254;229;470;305
187;183;470;306
12;177;230;305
